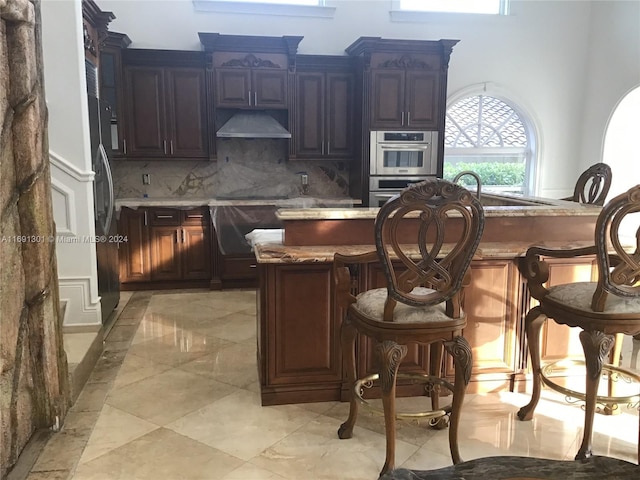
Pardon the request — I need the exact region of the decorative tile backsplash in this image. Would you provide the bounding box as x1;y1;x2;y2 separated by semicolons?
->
112;139;350;199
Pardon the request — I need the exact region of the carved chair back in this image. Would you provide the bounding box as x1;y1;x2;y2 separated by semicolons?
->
591;184;640;310
374;179;485;321
570;162;612;206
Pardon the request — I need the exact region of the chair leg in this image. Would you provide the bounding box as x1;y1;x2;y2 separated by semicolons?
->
338;316;359;440
604;333;624;415
518;307;547;421
444;336;472;465
575;330;615;460
377;340;407;477
429;341;445;425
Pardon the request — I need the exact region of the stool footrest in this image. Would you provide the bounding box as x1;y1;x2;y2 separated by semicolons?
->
540;359;640;406
354;372;455;419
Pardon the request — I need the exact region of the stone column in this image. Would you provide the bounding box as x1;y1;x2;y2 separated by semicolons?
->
0;0;70;476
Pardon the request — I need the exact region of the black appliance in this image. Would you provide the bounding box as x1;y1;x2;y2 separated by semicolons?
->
87;60;119;323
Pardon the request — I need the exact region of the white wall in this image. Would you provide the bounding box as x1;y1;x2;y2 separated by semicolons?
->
580;0;640;178
98;0;614;197
42;0;102;328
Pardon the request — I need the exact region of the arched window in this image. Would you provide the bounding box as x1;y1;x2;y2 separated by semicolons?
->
444;94;533;195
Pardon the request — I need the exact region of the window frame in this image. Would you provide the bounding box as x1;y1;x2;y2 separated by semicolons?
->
444;86;539;196
193;0;335;18
392;0;509;15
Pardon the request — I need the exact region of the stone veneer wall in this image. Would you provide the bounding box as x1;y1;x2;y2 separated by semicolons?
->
112;138;350;199
0;0;70;476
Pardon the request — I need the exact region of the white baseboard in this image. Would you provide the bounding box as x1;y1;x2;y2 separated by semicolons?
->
58;277;101;327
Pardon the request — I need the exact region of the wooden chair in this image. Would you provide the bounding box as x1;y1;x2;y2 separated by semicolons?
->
518;184;640;463
562;162;612;206
334;179;485;476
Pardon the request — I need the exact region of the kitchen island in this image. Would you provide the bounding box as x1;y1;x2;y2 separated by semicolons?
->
253;194;603;405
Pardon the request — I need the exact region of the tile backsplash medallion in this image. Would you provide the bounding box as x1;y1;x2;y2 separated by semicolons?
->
112;139;350;199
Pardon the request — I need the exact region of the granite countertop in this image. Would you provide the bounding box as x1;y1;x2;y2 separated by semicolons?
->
115;196;360;210
275;196;601;221
253;240;597;264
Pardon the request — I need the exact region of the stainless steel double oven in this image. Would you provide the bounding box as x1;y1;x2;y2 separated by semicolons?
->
368;130;438;207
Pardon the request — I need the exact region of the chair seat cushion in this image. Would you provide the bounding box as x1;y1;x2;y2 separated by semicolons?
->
353;287;456;323
547;282;640;316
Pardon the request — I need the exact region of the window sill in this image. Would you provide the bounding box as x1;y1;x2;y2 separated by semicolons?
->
193;1;336;18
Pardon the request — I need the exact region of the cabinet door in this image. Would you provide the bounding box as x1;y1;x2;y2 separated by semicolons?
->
182;225;211;280
325;73;354;158
118;208;150;283
252;69;288;108
150;226;182;281
267;264;341;385
165;68;208;158
405;70;439;129
215;68;251;107
123;66;167;156
370;69;405;129
221;254;258;281
100;47;125;157
446;260;518;391
295;72;325;157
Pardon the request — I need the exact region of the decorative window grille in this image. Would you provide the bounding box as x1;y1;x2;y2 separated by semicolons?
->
444;95;532;195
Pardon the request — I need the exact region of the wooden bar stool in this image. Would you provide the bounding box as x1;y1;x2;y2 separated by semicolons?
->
334;179;485;476
562;162;612;206
518;184;640;463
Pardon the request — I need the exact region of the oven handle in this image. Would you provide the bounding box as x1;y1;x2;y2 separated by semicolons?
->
379;144;431;150
371;193;398;198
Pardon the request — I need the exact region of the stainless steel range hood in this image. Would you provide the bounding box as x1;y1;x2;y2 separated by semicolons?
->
216;111;291;139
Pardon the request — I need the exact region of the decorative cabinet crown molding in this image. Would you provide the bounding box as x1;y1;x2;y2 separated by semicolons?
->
221;54;281;69
377;54;435;70
199;33;303;73
82;0;115;58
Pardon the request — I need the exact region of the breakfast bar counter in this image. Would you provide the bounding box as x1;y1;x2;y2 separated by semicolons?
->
253;195;603;406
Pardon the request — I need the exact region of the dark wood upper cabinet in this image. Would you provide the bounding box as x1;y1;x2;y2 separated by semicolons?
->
295;72;324;158
346;38;457;132
99;32;131;158
124;66;166;157
253;69;288;108
166;68;208;157
370;69;405;129
121;50;208;159
370;68;439;129
292;56;355;160
404;70;440;128
214;66;288;109
215;68;252;107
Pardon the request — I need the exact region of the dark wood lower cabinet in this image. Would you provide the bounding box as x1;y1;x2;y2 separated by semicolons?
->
259;263;342;405
118;207;211;289
118;208;151;283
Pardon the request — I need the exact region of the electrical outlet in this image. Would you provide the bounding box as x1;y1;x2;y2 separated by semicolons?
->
142;173;151;185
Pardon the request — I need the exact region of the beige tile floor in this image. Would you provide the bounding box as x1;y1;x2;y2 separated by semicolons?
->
27;290;639;480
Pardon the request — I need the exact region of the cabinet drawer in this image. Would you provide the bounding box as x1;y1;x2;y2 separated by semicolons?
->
182;208;209;226
149;208;180;226
222;255;258;279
